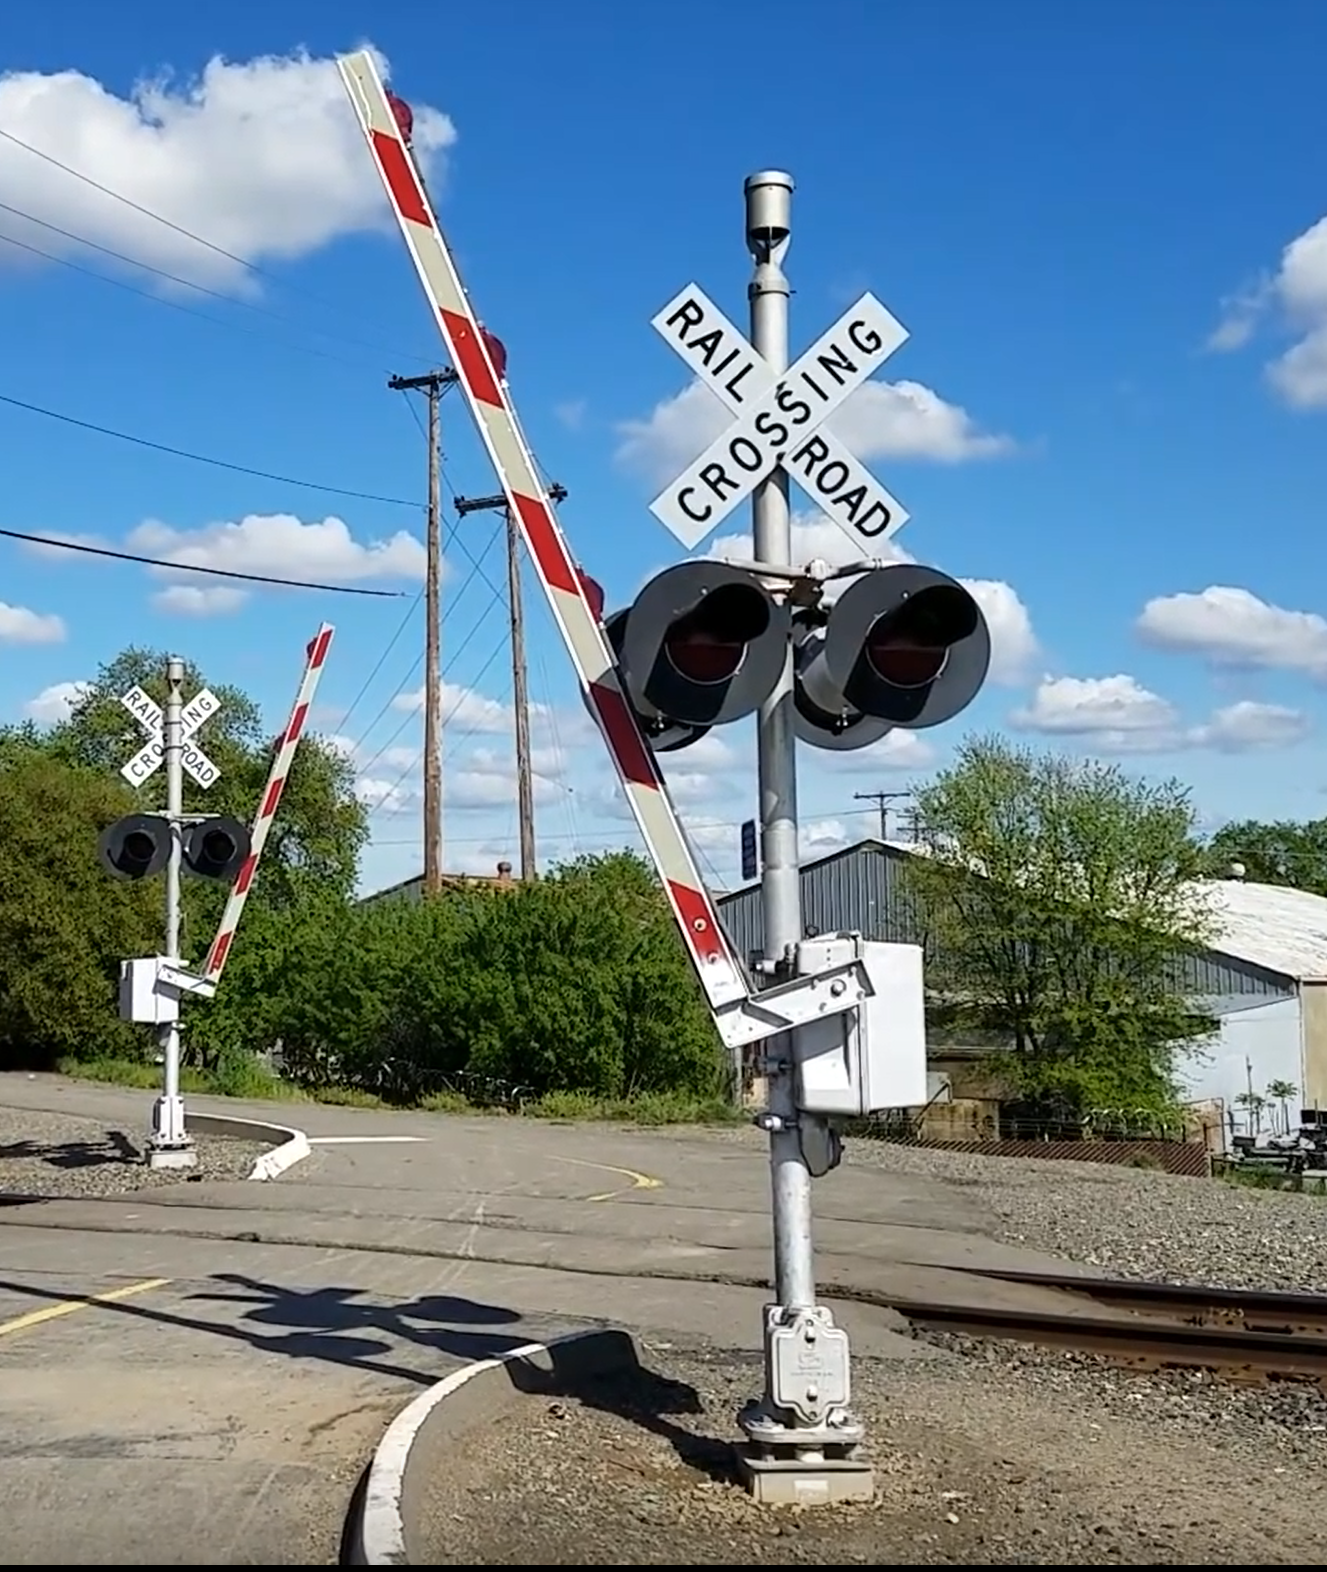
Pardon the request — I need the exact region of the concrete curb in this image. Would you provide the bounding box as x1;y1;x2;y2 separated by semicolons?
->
185;1112;312;1181
348;1326;640;1566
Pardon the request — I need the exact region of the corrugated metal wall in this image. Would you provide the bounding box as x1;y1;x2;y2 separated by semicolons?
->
717;841;1294;1002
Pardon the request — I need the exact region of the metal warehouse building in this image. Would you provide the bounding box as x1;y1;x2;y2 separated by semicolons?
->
716;839;1327;1123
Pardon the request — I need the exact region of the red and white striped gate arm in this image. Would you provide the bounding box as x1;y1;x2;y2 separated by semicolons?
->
337;50;749;1015
201;623;334;985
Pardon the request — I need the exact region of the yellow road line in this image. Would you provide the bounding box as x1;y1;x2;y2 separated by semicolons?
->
549;1156;664;1203
0;1277;170;1339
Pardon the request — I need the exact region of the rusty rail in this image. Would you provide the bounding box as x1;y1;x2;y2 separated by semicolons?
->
951;1267;1327;1337
816;1269;1327;1383
884;1297;1327;1382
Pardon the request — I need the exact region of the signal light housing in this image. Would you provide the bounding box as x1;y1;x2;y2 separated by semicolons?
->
182;816;251;883
794;564;991;752
605;561;791;752
98;814;253;884
98;814;171;882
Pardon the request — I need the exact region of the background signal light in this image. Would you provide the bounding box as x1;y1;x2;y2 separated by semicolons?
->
98;814;171;882
795;564;991;752
605;561;791;751
183;817;251;883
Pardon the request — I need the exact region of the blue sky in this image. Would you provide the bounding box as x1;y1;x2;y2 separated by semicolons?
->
3;0;1327;896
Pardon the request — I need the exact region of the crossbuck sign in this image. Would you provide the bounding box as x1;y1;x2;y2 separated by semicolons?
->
119;684;222;790
650;285;912;552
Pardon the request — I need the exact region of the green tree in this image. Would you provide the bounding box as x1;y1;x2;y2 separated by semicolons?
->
0;749;162;1068
1204;818;1327;895
1266;1078;1299;1134
905;736;1217;1114
0;644;368;964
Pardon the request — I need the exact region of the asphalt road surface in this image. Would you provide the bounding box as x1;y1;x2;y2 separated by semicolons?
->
0;1074;1079;1565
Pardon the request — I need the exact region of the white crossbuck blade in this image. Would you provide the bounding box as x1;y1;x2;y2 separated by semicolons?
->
118;683;222;790
650;284;912;551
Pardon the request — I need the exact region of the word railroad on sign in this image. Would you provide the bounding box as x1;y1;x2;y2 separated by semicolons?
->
650;284;912;552
119;684;223;790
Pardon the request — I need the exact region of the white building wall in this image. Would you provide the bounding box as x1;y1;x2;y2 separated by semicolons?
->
1179;995;1303;1130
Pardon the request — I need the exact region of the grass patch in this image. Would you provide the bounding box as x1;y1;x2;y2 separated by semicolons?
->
56;1058;741;1126
1219;1163;1327;1196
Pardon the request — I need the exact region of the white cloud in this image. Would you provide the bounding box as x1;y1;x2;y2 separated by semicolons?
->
616;377;1013;492
0;601;65;643
709;510;1038;688
321;732;357;761
1136;585;1327;677
393;681;511;732
816;727;935;773
23;679;90;724
800;817;852;858
151;584;247;616
1012;674;1310;756
554;398;587;431
0;47;455;293
1012;674;1179;749
356;776;415;814
1208;214;1327;408
1188;700;1310;752
130;513;426;590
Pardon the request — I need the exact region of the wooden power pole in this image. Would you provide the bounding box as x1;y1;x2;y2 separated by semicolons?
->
455;483;565;880
853;790;912;842
389;368;458;895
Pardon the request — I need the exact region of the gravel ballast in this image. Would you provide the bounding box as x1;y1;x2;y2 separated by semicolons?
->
841;1136;1327;1292
419;1338;1327;1565
0;1104;272;1196
657;1121;1327;1294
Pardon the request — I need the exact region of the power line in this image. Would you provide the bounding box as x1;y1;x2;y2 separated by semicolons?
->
348;516;507;764
0;124;432;368
0;390;423;509
0;223;381;376
0;526;409;598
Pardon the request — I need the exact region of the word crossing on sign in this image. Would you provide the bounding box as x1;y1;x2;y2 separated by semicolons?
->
650;284;911;552
119;683;223;790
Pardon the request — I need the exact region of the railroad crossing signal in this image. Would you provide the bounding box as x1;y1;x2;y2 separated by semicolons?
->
601;557;990;756
604;560;791;752
650;284;911;551
793;563;991;752
119;684;222;790
98;813;252;884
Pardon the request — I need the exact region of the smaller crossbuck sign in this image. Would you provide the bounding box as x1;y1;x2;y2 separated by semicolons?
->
119;684;222;790
650;285;912;552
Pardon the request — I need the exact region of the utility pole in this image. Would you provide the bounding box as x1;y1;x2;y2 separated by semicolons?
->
390;368;459;894
455;483;566;880
853;790;912;841
149;657;194;1169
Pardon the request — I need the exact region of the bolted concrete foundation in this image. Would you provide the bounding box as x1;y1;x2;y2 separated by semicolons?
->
737;1447;876;1505
146;1145;197;1171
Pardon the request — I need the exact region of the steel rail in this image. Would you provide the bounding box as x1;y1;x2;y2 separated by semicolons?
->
946;1267;1327;1337
878;1296;1327;1382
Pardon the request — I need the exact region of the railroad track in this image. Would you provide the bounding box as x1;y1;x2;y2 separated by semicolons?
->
824;1269;1327;1385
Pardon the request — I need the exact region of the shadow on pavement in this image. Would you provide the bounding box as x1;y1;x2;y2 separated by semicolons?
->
506;1331;733;1484
0;1130;140;1170
0;1270;727;1473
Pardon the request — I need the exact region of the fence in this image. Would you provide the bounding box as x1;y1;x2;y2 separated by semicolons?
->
860;1109;1216;1178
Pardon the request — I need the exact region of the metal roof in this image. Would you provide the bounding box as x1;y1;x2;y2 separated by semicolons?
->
720;838;1327;987
1202;877;1327;983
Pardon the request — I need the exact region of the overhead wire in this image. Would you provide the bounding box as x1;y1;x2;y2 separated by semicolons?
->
352;515;507;772
0;525;408;597
0;203;386;374
0;390;423;510
365;635;510;815
0;124;435;367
